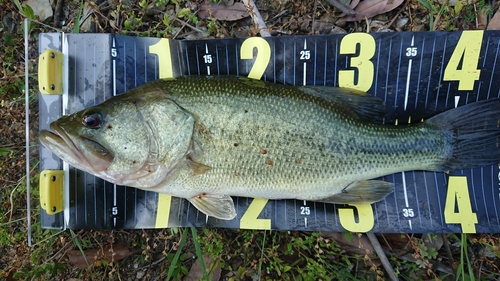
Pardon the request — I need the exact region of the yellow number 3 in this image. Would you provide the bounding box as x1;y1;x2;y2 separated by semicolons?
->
338;33;376;92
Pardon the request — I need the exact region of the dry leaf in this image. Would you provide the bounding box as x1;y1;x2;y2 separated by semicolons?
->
348;0;361;9
198;2;249;21
184;255;221;281
321;232;376;258
67;243;133;269
487;8;500;30
343;0;404;22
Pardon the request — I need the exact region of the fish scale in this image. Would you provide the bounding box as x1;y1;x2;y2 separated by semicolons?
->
153;77;445;198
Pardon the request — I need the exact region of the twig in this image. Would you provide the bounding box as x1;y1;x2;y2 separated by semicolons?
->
53;0;64;26
441;234;455;271
242;0;271;37
172;22;186;40
366;233;398;281
312;0;317;34
173;18;206;34
385;0;409;29
139;256;166;270
474;3;478;29
325;0;356;16
24;17;64;32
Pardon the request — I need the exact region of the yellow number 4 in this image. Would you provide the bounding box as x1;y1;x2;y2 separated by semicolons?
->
443;31;483;91
444;176;478;233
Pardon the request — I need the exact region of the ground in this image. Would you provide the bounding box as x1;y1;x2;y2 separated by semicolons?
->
1;0;500;280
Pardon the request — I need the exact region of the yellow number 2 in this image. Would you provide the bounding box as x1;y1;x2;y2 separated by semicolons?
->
240;37;271;80
240;198;271;230
443;31;483;91
444;176;478;233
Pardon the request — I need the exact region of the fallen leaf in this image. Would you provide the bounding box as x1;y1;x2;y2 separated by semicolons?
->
67;243;134;269
198;2;249;21
348;0;361;9
487;8;500;30
184;255;221;281
321;232;378;265
342;0;404;22
312;21;347;34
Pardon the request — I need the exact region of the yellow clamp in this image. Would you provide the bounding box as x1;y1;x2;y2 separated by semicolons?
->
39;170;64;215
38;49;63;94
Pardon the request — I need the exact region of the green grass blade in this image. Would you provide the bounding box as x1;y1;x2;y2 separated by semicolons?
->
417;0;436;30
12;0;23;13
417;0;435;12
258;230;267;278
73;0;84;33
166;228;188;281
191;227;208;280
463;233;475;281
70;229;89;267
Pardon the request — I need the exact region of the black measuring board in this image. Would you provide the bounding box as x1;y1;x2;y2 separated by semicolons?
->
38;31;500;233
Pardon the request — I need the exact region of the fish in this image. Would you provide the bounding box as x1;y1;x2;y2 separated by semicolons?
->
39;75;500;220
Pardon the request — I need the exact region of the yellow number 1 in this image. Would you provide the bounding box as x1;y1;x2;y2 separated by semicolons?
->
149;38;174;227
149;38;173;79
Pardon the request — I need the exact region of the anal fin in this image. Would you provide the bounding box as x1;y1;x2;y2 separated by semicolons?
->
188;193;236;220
320;180;394;204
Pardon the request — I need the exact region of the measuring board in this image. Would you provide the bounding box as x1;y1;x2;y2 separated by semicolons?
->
38;31;500;233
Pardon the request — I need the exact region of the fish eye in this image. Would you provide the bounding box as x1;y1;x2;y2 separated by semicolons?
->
82;112;103;129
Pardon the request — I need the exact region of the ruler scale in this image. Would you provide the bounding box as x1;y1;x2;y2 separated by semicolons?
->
38;31;500;233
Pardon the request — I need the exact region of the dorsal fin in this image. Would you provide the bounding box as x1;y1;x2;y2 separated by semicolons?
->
300;86;386;123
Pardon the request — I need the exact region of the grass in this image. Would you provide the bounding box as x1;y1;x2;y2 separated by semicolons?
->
417;0;494;31
166;228;189;280
1;0;500;280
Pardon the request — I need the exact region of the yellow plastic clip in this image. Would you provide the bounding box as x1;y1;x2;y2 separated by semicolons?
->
38;50;63;94
39;170;64;215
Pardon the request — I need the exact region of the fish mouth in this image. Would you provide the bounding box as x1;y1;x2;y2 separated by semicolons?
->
39;123;113;173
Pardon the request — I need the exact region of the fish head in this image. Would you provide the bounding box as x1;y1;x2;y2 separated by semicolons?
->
39;89;195;188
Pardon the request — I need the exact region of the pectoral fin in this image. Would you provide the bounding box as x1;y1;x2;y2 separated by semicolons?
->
186;158;211;176
188;193;236;220
320;180;394;204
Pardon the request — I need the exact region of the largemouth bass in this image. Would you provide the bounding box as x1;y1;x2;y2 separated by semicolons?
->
39;76;500;220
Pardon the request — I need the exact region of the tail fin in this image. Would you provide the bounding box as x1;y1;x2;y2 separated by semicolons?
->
427;98;500;171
